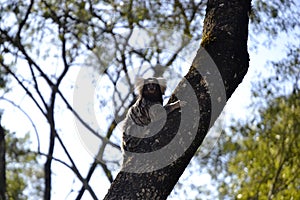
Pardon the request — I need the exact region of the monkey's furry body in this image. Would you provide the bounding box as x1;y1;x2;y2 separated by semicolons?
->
122;77;183;153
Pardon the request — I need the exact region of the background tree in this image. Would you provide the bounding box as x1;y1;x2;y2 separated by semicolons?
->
6;132;44;200
0;112;6;200
0;117;43;200
223;92;300;199
201;51;300;199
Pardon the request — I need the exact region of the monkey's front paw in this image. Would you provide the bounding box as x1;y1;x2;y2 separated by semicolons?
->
169;100;186;110
179;100;187;108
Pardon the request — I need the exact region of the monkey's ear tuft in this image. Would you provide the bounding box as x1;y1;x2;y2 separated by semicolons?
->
135;77;145;94
157;77;166;94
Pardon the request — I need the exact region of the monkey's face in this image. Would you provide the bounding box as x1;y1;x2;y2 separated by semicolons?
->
141;78;163;102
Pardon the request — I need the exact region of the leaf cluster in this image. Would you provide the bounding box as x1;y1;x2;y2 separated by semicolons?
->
220;91;300;199
5;131;43;200
197;45;300;199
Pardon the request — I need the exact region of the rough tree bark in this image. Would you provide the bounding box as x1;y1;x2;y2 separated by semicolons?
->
104;0;251;199
0;114;6;200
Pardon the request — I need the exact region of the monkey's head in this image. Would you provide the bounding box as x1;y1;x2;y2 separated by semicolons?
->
136;77;166;103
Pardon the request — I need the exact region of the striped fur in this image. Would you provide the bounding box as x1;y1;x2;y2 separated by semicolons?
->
122;77;183;152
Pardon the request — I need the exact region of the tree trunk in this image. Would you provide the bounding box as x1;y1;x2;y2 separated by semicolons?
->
0;115;6;200
104;0;251;199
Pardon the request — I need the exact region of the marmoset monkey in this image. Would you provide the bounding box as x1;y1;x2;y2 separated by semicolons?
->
122;77;185;153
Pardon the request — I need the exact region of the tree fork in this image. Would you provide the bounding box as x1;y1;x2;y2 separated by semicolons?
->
104;0;251;199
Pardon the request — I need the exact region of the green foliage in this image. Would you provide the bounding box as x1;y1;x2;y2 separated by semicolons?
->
5;132;43;200
199;42;300;199
0;70;8;89
221;92;300;199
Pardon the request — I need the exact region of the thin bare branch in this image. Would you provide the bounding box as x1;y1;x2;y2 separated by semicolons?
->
16;0;35;39
28;62;48;112
1;62;47;117
75;120;117;199
57;89;120;150
55;132;98;199
0;97;41;152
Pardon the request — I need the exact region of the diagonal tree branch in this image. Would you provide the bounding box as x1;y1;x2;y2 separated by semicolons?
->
16;0;35;39
1;62;47;117
104;0;251;199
